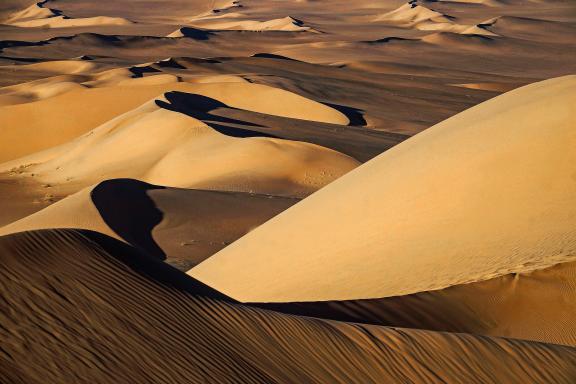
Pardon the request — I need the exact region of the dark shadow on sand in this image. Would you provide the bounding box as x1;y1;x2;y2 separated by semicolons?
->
323;102;367;126
156;91;277;138
90;179;166;260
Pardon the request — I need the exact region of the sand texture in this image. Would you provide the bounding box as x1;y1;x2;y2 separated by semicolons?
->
1;0;575;381
2;229;576;383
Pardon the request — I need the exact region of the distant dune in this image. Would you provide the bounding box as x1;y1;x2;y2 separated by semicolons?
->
5;2;133;28
0;75;350;163
375;2;496;36
187;16;320;33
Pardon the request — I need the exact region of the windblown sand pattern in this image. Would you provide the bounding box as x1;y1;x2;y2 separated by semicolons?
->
1;0;575;381
2;229;576;383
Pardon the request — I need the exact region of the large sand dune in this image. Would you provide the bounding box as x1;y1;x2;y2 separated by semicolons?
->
2;228;576;383
190;76;576;343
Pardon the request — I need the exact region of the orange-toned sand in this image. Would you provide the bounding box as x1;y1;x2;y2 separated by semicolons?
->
1;0;576;381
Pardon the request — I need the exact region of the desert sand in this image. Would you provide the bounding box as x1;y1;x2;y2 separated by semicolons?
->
3;229;576;383
1;0;576;382
191;76;576;345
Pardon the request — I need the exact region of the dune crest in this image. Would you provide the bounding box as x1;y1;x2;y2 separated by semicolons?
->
376;1;497;36
191;16;319;32
5;1;133;28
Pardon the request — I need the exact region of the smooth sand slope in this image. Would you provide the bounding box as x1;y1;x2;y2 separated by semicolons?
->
0;89;358;197
2;229;576;384
190;76;576;344
0;178;297;269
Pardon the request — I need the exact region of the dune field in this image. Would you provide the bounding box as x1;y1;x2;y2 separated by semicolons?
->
1;0;575;382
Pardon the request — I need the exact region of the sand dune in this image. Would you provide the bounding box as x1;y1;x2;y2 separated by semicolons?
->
5;1;133;28
0;178;297;269
1;91;358;196
1;59;101;75
190;16;319;32
190;76;576;342
375;2;496;36
0;77;350;162
4;1;61;24
2;228;576;383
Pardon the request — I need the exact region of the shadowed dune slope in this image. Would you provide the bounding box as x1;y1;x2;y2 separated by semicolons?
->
261;259;576;346
0;178;297;269
190;76;576;301
2;229;576;383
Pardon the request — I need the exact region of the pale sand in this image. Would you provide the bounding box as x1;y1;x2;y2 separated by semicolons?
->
190;76;576;301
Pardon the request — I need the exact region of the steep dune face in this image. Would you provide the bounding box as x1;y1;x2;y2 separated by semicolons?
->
190;76;576;301
0;179;297;269
1;91;358;196
2;229;576;383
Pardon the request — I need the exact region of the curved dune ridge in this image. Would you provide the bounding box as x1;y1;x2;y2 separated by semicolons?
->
0;77;350;162
0;178;297;268
1;228;576;383
5;1;133;28
1;90;358;196
189;16;319;32
190;76;576;305
375;1;496;36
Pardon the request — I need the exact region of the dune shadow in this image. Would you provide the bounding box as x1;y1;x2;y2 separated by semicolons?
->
90;179;166;260
129;65;161;77
251;53;301;62
156;91;277;138
323;102;367;126
177;27;214;40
